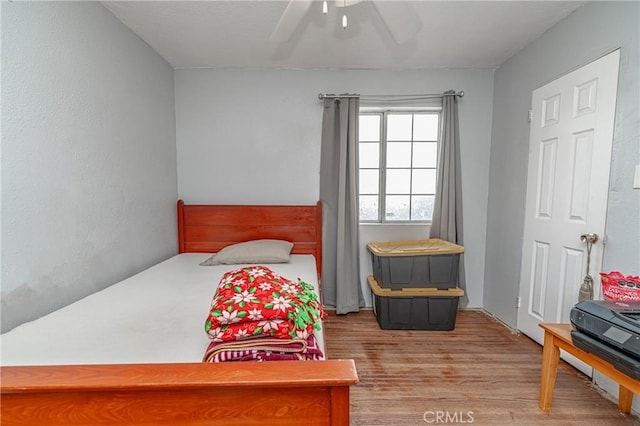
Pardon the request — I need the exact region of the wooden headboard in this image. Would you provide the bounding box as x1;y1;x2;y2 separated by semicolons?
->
177;200;323;279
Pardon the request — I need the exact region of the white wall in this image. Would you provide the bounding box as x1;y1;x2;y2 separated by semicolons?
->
1;2;178;332
175;68;494;308
483;0;639;408
484;0;639;328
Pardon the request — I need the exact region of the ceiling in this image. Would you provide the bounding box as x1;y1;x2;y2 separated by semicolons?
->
101;1;587;70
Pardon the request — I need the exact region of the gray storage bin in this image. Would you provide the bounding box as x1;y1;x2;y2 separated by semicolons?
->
368;239;464;289
368;276;463;330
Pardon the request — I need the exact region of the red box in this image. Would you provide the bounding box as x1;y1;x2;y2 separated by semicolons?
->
600;272;640;302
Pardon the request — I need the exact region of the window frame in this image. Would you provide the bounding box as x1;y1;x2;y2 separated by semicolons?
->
359;107;442;224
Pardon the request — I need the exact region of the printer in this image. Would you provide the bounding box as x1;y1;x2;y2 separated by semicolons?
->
570;300;640;379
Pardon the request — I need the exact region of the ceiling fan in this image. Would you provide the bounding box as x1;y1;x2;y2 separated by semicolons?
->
270;0;420;45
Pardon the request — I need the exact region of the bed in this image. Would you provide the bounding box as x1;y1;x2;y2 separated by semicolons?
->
0;200;358;426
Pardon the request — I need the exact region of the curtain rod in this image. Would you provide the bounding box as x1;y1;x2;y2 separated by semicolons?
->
317;91;464;100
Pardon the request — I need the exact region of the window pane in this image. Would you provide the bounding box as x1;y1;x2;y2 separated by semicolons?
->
359;142;379;168
411;195;434;221
386;142;411;167
359;115;380;141
411;169;437;194
413;114;439;141
387;114;412;141
357;110;440;223
359;169;379;194
359;195;379;221
386;169;410;194
385;195;410;220
412;142;438;168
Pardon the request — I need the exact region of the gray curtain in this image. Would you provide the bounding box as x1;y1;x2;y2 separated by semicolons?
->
319;97;364;314
429;90;468;306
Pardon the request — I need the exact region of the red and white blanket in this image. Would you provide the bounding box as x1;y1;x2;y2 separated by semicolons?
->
202;334;324;362
203;265;325;361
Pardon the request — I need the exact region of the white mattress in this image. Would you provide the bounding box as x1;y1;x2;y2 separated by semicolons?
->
0;254;323;366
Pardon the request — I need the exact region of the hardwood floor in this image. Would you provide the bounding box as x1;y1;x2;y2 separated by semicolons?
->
324;309;639;425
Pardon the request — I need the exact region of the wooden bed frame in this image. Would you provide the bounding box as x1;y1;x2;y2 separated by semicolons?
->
1;200;358;426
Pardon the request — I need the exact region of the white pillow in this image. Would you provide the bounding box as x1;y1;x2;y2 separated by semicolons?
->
199;239;294;266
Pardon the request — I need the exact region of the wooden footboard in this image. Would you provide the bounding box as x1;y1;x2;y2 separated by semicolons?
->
1;359;358;425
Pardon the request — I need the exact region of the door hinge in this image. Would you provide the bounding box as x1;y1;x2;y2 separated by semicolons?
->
527;109;533;123
516;297;521;309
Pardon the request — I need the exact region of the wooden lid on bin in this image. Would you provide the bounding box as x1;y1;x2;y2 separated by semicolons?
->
367;276;465;297
367;239;464;257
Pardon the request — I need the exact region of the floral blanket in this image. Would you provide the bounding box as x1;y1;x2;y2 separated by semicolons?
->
202;334;324;362
204;265;325;343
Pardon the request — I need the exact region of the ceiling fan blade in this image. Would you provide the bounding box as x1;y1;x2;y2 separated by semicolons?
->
335;0;366;7
270;0;315;43
370;1;421;45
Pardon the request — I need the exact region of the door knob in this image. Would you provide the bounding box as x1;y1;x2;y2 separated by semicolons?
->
580;233;599;244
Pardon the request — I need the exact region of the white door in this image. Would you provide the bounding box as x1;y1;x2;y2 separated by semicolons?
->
517;50;620;372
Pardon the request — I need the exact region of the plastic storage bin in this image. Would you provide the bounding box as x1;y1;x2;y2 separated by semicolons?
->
368;239;464;290
368;275;463;330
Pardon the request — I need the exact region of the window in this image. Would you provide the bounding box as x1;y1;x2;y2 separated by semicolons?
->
359;111;440;222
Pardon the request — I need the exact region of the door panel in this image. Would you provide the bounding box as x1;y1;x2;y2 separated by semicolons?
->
517;50;621;374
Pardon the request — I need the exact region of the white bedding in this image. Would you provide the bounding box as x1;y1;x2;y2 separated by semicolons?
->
0;254;323;366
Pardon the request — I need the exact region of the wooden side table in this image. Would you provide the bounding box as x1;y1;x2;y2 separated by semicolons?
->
539;323;640;413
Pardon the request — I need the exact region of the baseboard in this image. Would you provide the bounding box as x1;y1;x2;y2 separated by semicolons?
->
459;307;519;335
